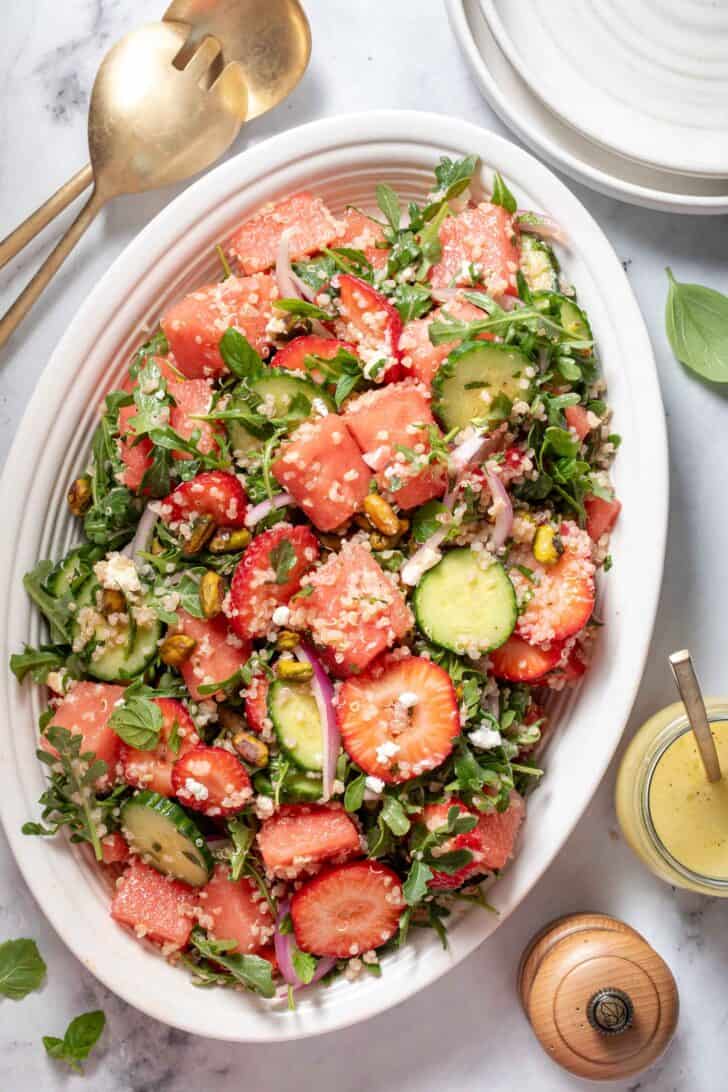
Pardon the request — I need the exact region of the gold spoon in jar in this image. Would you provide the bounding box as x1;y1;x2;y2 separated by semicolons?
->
0;0;311;274
669;648;722;782
0;21;247;348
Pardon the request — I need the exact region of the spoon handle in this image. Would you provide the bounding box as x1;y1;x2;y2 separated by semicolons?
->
0;188;105;350
669;649;722;782
0;164;94;273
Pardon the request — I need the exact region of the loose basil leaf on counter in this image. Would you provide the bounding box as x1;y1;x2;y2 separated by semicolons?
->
43;1010;106;1073
0;938;47;1000
109;695;162;750
665;268;728;382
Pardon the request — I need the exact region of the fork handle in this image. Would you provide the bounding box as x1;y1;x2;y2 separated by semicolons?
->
0;163;94;273
0;187;106;350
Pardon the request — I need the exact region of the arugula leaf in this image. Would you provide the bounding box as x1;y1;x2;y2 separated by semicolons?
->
219;328;267;382
270;539;296;584
292;255;337;294
22;561;73;644
665;268;728;382
411;499;449;543
43;1010;105;1073
392;283;433;322
190;929;275;997
291;948;317;985
0;938;46;999
403;859;433;905
432;155;478;204
344;773;366;812
491;171;517;214
273;298;331;321
376;184;402;233
10;644;82;685
227;817;256;881
322;246;374;282
109;695;162;750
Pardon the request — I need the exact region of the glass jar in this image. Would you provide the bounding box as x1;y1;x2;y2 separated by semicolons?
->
615;699;728;896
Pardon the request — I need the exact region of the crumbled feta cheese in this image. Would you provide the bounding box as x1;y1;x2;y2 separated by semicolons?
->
271;605;291;627
365;775;385;794
468;726;502;750
94;552;141;598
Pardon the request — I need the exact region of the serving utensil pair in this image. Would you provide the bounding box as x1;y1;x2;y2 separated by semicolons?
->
0;0;311;348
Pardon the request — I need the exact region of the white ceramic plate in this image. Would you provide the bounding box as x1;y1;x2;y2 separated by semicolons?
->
448;0;728;214
482;0;728;178
0;111;667;1042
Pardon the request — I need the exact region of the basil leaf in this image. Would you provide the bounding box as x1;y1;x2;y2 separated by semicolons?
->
0;938;47;999
219;328;266;382
665;268;728;382
270;539;296;584
376;183;401;232
344;773;366;812
109;695;162;750
380;795;411;836
491;171;517;214
43;1010;105;1073
403;859;433;905
291;948;317;985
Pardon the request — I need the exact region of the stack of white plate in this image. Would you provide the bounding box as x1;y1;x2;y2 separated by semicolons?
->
447;0;728;214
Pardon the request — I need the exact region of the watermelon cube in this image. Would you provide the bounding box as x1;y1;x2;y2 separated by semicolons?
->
257;804;361;878
118;403;153;492
171;610;252;702
429;203;519;295
168;377;220;457
111;859;196;948
161;274;278;379
290;541;413;675
400;298;490;387
335;208;386;250
198;863;274;953
44;681;125;789
343;380;447;510
227;192;342;275
272;414;371;532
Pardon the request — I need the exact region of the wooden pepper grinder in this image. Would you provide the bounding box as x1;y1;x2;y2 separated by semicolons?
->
518;913;679;1081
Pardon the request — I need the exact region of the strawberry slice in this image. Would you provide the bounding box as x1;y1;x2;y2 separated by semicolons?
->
120;698;200;797
168;377;221;458
546;645;588;688
172;745;252;817
111;858;195;948
160;470;248;530
489;634;565;683
228;524;319;640
100;831;130;866
510;522;596;644
291;860;404;957
585;494;621;542
171;610;251;703
336;655;460;784
335;274;403;383
244;673;270;734
257;804;362;878
198;862;274;954
228;192;342;275
564;404;592;441
274;335;357;385
44;681;125;790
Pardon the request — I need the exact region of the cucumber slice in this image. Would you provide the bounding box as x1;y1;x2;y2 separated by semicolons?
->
252;770;323;803
227;372;334;455
533;292;592;343
432;343;534;431
121;790;212;886
72;578;161;682
520;235;559;293
48;545;104;597
268;679;324;772
414;547;516;655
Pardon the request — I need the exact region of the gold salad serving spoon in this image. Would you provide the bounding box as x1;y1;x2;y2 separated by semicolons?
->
0;0;312;348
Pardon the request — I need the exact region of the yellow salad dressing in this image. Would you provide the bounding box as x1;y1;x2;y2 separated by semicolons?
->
616;700;728;895
648;723;728;879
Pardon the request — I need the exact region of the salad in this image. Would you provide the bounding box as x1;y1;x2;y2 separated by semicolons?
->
11;156;620;1002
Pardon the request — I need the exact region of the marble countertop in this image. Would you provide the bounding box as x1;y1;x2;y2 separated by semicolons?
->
1;2;727;1089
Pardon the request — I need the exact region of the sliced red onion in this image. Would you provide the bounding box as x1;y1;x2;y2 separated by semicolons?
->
484;467;513;550
517;210;568;246
293;642;339;802
274;900;336;991
122;506;158;563
244;492;294;529
276;229;306;301
448;431;491;474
